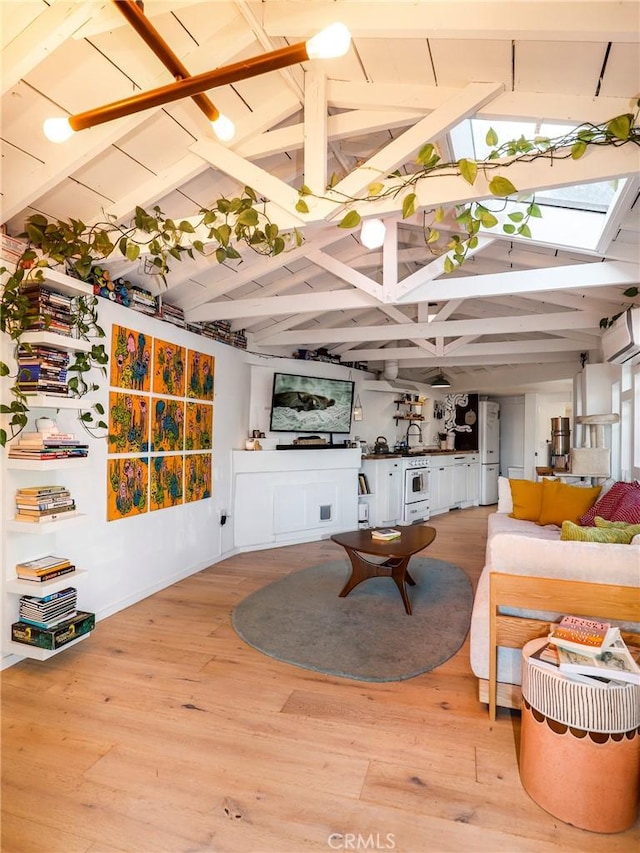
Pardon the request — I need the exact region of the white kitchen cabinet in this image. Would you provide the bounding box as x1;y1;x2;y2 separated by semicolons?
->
361;458;403;527
429;458;454;516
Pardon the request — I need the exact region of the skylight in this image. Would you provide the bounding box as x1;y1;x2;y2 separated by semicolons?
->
448;117;624;252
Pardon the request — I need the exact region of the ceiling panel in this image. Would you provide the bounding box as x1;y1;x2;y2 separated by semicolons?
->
428;39;512;88
598;42;640;97
515;42;606;95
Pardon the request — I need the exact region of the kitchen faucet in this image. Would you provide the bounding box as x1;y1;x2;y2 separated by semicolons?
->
406;422;422;448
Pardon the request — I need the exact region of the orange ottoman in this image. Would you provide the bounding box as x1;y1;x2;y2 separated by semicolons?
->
520;639;640;834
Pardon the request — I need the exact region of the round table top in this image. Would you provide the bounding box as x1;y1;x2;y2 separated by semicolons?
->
331;525;436;557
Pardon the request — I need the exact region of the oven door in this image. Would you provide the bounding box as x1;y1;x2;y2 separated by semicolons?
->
404;468;429;503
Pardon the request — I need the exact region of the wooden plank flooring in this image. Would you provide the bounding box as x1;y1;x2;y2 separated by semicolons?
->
2;506;639;852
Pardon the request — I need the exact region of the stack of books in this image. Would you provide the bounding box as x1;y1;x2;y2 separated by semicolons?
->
14;485;77;523
20;283;74;336
18;586;78;629
8;429;88;460
15;554;76;583
160;301;186;328
129;286;158;315
371;528;401;541
530;615;640;686
16;344;70;397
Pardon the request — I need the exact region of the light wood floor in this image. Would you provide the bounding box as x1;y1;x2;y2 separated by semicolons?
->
2;506;638;853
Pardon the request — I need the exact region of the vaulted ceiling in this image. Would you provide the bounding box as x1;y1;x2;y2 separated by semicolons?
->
2;0;639;395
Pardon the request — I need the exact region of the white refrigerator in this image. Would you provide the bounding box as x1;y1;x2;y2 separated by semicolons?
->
479;401;500;505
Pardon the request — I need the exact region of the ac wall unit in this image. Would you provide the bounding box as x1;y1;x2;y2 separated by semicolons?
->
601;307;640;364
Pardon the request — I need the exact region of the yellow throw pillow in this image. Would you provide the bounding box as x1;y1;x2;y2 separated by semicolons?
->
537;480;602;527
561;520;633;544
509;479;544;522
594;517;640;538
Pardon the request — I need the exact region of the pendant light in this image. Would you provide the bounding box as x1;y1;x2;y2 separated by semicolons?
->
352;394;363;421
430;372;451;388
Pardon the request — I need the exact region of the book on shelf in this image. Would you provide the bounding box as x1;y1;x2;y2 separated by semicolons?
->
557;643;640;686
16;485;70;496
371;528;401;541
16;502;76;517
547;615;621;654
19;612;78;630
13;510;79;524
16;565;76;583
15;555;72;572
11;611;95;650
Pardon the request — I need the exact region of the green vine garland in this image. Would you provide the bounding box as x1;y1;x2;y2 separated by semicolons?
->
1;110;638;447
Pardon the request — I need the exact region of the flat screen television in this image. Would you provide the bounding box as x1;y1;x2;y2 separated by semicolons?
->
269;372;355;436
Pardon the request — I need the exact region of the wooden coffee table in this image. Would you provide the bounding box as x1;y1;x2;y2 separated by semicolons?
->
330;526;437;615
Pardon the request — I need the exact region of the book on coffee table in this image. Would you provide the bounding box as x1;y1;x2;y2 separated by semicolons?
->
371;528;401;541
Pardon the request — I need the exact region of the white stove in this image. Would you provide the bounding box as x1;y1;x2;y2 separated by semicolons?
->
399;455;430;525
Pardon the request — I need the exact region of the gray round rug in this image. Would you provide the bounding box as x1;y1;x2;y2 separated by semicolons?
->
231;558;473;682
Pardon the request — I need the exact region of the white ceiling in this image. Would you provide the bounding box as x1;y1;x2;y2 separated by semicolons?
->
2;0;639;396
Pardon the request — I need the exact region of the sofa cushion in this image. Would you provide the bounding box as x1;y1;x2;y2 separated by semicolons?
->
560;520;633;544
537;479;601;526
497;476;513;514
509;479;543;521
578;481;640;526
612;486;640;524
594;516;640;538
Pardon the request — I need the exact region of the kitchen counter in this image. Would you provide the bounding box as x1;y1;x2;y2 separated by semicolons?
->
361;449;478;460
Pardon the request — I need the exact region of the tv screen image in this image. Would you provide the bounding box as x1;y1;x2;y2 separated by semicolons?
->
269;372;355;435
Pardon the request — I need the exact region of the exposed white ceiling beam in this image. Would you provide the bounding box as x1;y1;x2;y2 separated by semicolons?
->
186;288;380;322
263;2;640;42
396;260;638;304
303;69;327;196
259;309;604;346
305;249;383;299
347;337;592;361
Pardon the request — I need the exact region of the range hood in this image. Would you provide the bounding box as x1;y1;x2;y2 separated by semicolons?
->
361;378;420;394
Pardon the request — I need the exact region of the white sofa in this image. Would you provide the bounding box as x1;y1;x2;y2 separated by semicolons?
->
469;478;640;705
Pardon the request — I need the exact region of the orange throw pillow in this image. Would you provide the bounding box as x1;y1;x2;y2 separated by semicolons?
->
509;479;544;522
537;479;602;527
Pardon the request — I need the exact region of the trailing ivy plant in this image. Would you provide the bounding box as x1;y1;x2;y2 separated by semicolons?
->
1;111;638;445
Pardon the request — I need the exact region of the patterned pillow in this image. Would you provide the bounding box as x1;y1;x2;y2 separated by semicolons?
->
560;521;633;544
612;486;640;524
577;481;639;526
594;517;640;538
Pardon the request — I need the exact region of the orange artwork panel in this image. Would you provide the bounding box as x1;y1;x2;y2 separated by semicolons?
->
184;453;212;503
150;455;184;511
186;350;214;401
151;396;184;452
185;402;213;450
153;338;186;397
107;457;148;521
110;324;151;391
108;391;150;453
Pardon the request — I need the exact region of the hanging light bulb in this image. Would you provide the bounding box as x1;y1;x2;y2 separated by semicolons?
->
305;23;352;59
43;117;75;143
210;113;235;142
360;218;386;249
352;394;363;421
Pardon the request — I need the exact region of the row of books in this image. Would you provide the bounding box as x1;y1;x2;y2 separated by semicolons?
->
530;615;640;687
17;344;70;397
15;554;77;583
14;485;78;524
358;472;371;495
8;427;89;461
19;586;77;629
21;283;75;337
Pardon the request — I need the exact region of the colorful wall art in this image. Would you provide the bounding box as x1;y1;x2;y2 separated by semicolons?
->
185;402;213;450
107;456;149;520
153;338;186;397
107;326;214;520
151;396;184;452
187;350;215;401
110;324;151;391
185;453;212;503
150;455;184;511
108;391;150;453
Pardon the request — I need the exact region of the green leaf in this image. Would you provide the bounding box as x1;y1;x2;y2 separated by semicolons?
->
527;203;542;218
299;184;312;197
607;114;632;141
338;210;361;229
485;128;498;147
193;240;205;253
225;246;241;260
294;228;304;248
480;212;498;228
623;287;639;298
518;223;532;238
571;140;587;159
118;236;128;257
402;193;417;219
125;243;140;261
458;159;478;185
215;247;226;264
488;176;517;197
179;220;195;233
503;224;516;234
273;237;285;255
434;206;444;223
237;209;259;226
0;363;10;376
444;256;455;274
244;186;257;201
427;229;439;244
508;211;524;222
295;198;309;214
416;143;435;165
368;182;384;196
468;236;478;249
0;429;6;448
